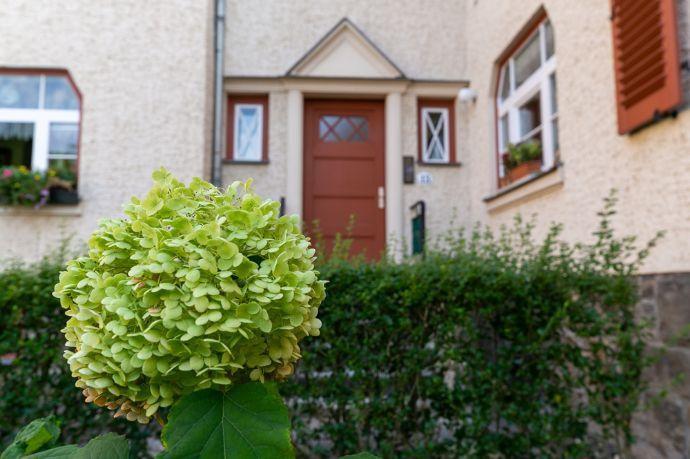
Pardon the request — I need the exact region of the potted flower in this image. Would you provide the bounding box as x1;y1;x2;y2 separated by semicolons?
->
48;162;79;205
500;140;543;187
0;166;49;207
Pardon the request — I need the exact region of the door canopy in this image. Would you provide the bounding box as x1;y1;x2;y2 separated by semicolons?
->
287;18;406;80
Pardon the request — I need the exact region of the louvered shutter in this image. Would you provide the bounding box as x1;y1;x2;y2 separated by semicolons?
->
611;0;682;134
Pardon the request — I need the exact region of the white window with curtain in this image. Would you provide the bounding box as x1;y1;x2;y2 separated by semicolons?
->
496;19;557;180
0;73;80;173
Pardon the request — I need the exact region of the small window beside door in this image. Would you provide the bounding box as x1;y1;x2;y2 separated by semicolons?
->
226;95;268;163
417;99;457;165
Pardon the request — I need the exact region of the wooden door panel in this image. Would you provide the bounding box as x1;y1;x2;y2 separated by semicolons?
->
312;158;377;197
303;100;385;260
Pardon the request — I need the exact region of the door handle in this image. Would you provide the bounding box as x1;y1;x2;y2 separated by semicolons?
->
378;186;385;209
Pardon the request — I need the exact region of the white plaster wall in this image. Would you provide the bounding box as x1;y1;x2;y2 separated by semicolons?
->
224;0;467;248
0;0;214;261
459;0;690;274
225;0;465;79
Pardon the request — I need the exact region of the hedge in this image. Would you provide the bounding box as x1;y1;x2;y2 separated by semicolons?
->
284;199;660;457
0;251;157;458
1;196;659;458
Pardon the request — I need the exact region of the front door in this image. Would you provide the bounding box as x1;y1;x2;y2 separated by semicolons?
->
303;99;386;259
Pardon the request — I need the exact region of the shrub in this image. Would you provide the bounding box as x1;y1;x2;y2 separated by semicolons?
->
53;169;325;422
284;195;660;458
0;251;156;457
3;169;332;459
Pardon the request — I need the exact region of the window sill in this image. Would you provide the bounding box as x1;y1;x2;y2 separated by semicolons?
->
417;161;462;167
484;165;563;213
0;203;83;217
223;159;269;165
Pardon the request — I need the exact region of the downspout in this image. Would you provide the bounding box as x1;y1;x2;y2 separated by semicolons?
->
211;0;225;186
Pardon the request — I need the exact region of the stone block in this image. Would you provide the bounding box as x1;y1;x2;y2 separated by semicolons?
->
657;274;690;347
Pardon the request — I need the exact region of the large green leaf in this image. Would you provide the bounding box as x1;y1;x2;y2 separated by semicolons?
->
1;416;61;459
26;434;129;459
160;384;293;459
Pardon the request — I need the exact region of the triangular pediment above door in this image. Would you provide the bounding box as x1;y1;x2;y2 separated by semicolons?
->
287;18;405;79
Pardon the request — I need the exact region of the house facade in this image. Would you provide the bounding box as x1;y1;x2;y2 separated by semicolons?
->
1;0;690;456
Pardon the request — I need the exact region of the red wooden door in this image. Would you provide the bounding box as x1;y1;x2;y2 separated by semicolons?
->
303;100;386;260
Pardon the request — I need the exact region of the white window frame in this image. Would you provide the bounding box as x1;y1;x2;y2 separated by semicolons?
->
232;103;264;162
0;74;79;171
496;20;557;179
420;107;450;164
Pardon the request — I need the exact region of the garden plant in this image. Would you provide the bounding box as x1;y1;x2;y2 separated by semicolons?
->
0;178;661;458
2;169;354;458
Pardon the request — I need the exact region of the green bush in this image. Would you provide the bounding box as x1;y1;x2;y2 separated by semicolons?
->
0;252;157;457
284;196;660;458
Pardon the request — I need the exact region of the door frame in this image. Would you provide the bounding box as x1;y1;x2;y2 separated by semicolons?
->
302;98;387;256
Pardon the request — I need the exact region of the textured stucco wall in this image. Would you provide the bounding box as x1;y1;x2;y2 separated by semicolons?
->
225;0;465;79
459;0;690;274
223;0;467;249
0;0;214;261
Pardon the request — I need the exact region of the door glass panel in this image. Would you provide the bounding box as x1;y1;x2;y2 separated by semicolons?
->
514;33;541;87
319;115;368;142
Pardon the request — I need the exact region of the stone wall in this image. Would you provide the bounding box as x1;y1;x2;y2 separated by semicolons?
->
633;272;690;458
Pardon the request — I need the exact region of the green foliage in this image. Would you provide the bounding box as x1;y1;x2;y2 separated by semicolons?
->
0;415;129;459
284;194;660;457
1;417;60;459
160;383;293;459
27;433;130;459
504;140;542;169
0;166;49;207
0;253;156;457
53;169;325;422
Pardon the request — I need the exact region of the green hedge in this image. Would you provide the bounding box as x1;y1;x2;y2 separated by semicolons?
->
0;253;157;458
0;196;659;458
284;202;660;457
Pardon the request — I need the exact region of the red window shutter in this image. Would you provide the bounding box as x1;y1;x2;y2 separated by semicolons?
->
611;0;683;134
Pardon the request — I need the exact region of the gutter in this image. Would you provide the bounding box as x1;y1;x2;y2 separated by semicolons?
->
211;0;225;186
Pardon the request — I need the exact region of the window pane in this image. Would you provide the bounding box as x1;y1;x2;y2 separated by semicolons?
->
499;115;509;152
49;123;79;157
45;76;79;110
519;92;541;138
499;66;511;101
423;109;448;162
0;122;33;167
319;115;368;142
234;104;262;160
550;73;557;115
544;20;555;59
48;158;77;184
514;33;541;87
0;76;40;109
